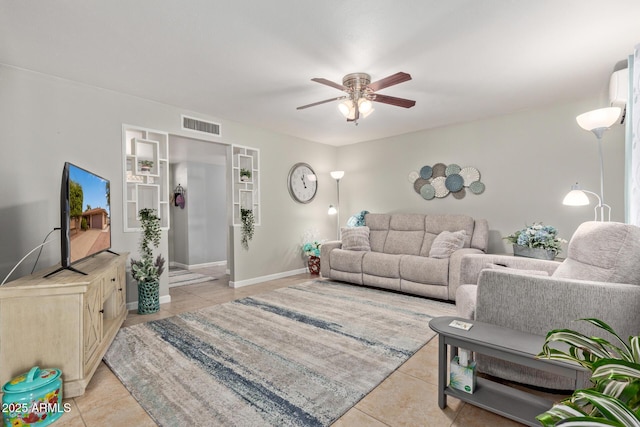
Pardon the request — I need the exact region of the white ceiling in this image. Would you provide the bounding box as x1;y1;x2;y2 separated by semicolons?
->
2;1;639;146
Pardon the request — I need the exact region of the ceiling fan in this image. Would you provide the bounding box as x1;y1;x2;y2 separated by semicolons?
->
297;72;416;124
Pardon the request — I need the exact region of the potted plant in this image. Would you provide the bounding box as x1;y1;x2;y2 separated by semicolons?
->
302;240;322;275
503;222;566;260
130;208;165;314
536;318;640;426
139;159;154;173
240;168;252;182
240;208;254;250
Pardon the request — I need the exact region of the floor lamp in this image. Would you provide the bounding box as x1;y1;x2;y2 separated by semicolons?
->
563;107;620;221
328;171;344;240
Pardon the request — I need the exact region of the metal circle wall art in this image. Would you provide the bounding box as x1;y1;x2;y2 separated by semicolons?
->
409;163;484;200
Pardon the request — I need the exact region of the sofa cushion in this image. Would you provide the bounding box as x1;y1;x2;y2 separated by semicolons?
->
421;215;475;255
383;214;425;255
362;252;402;278
365;214;391;253
400;255;449;285
429;230;466;259
341;226;371;251
330;249;366;273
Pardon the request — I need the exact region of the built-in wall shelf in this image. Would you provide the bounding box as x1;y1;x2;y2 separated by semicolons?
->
122;125;170;231
232;145;260;226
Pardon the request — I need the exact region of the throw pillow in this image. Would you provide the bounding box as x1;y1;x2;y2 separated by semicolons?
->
429;230;466;259
341;226;371;251
346;210;370;227
484;263;550;276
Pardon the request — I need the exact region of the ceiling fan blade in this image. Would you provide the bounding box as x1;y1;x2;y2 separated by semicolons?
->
296;96;347;110
311;77;348;91
367;72;412;92
371;93;416;108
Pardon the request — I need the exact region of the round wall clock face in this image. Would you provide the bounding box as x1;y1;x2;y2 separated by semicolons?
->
287;162;318;203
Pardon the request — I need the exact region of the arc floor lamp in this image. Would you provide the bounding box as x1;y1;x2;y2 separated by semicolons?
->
563;106;620;221
328;170;344;240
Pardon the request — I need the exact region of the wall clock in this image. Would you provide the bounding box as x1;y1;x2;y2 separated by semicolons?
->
287;162;317;203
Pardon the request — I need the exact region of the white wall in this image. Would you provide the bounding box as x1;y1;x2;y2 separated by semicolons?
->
0;65;338;301
169;162;189;266
336;97;626;253
193;163;226;264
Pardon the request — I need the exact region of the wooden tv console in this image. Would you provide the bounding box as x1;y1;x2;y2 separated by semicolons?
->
0;252;128;397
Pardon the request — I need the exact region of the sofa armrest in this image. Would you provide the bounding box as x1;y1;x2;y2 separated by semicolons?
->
460;254;561;287
320;240;342;278
448;248;485;300
475;269;640;341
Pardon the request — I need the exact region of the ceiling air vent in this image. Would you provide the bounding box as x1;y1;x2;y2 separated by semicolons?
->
181;115;221;136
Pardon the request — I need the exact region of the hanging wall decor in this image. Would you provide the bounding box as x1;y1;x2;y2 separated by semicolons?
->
173;184;186;209
408;163;484;200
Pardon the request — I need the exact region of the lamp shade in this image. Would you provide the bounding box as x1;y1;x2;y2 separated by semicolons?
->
563;189;590;206
330;171;345;180
576;107;621;131
358;98;373;114
338;100;353;118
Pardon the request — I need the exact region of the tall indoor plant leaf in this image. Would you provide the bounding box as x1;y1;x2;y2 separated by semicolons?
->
536;318;640;426
130;208;165;314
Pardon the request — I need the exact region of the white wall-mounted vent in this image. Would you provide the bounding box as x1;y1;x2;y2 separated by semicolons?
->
181;115;222;136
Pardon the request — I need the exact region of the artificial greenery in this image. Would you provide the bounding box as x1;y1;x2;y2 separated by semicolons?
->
240;208;255;250
504;222;567;254
536;318;640;426
302;241;322;257
240;168;252;179
139;159;154;168
131;208;165;283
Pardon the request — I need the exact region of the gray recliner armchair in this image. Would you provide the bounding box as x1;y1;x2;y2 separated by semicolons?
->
456;221;640;390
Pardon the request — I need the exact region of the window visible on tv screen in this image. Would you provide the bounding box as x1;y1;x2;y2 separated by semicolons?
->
68;164;111;264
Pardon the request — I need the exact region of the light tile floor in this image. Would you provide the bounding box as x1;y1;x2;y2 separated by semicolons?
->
51;267;557;426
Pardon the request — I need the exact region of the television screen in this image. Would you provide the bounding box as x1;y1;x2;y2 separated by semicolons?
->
61;162;112;267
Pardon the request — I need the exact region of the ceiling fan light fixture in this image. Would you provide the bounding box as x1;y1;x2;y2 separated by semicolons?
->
338;100;353;118
358;98;373;114
298;71;414;123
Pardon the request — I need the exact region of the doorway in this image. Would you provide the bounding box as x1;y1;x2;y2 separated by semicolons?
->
167;135;228;286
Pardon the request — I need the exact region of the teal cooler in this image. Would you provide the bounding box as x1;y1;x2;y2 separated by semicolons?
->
2;366;63;426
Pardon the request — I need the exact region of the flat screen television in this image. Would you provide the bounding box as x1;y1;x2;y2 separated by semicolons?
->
46;162;114;277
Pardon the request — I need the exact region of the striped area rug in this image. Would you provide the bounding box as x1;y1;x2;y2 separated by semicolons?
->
168;268;215;287
104;280;456;426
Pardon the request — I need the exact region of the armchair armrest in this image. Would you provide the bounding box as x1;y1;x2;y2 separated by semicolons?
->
475;269;640;341
460;253;561;287
473;269;640;390
320;240;342;278
448;248;485;300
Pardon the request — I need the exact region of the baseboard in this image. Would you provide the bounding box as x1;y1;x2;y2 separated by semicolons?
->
126;294;172;311
170;260;227;270
229;268;308;288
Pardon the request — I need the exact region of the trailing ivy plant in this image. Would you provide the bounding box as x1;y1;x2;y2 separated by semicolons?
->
131;208;165;283
536;318;640;426
240;208;255;250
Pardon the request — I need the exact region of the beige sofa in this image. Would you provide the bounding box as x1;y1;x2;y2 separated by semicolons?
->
320;213;489;301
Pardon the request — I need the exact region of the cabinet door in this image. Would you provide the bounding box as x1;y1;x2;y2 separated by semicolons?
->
83;280;103;366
